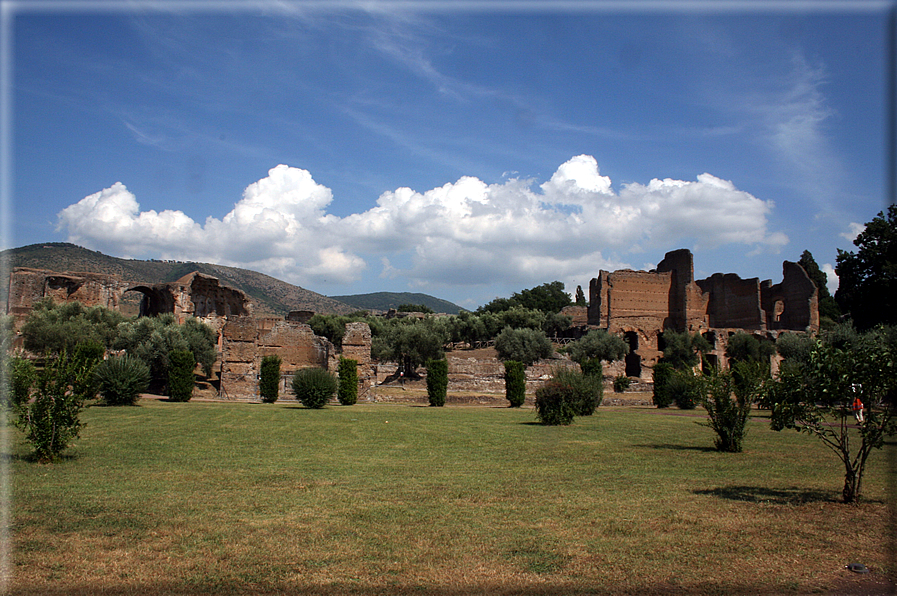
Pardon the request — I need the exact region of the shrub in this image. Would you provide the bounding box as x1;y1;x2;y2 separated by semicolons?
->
292;367;337;409
504;360;526;407
14;348;96;461
669;369;703;410
613;375;631;393
534;380;577;426
260;355;282;403
8;357;36;409
700;369;751;453
337;357;358;406
651;362;675;408
426;358;448;407
569;329;628;365
167;349;195;402
553;367;603;416
579;357;602;378
94;354;150;406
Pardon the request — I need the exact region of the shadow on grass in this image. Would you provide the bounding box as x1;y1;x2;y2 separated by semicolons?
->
694;485;837;504
634;443;717;453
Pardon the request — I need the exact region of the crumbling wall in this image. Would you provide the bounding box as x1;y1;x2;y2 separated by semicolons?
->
697;273;765;330
761;261;819;332
138;272;251;322
590;269;673;332
6;267;128;326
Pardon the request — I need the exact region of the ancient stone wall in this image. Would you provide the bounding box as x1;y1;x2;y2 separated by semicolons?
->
761;261;819;332
6;267;128;326
697;273;765;330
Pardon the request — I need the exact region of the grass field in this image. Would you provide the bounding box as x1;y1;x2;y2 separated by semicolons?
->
6;398;895;595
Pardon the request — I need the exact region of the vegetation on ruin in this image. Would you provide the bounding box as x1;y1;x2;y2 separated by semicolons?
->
292;367;338;408
835;204;897;330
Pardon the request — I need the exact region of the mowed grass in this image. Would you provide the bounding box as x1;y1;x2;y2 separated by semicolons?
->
7;399;895;595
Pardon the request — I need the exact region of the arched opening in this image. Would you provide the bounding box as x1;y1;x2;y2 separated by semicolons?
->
125;286;175;317
624;331;641;377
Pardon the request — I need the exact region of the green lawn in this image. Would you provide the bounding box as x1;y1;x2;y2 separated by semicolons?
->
7;400;895;595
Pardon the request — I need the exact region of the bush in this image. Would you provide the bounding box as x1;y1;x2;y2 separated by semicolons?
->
260;355;282;403
337;357;358;406
701;369;751;453
652;362;675;408
579;357;602;378
94;354;150;406
14;348;96;461
613;375;631;393
553;367;603;416
292;367;337;409
534;380;577;426
167;350;195;402
8;357;36;410
669;369;703;410
426;358;448;407
504;360;526;407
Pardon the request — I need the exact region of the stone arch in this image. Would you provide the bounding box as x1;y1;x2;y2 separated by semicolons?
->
126;285;175;317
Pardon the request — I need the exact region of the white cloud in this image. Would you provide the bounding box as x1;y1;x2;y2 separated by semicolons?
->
56;155;788;292
822;263;839;296
840;222;864;243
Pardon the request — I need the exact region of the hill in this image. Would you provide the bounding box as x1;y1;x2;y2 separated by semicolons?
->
329;291;463;315
3;243;358;316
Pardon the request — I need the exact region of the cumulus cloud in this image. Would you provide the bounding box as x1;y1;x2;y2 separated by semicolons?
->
56;155;787;292
822;263;839;296
840;222;864;243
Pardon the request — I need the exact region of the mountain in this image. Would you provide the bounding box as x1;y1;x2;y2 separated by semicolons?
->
3;243;357;316
329;292;463;315
3;243;464;317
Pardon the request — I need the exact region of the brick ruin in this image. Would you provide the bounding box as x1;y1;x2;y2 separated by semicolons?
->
588;249;818;380
6;248;818;399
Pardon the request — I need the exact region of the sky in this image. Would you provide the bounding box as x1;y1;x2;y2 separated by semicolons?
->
4;1;895;309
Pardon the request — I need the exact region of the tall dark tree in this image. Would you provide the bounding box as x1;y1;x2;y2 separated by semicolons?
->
478;281;572;315
798;250;841;323
835;205;897;330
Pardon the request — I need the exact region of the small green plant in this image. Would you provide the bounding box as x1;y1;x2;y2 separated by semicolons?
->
651;362;675;408
669;369;702;410
167;350;195;402
579;357;603;378
292;367;337;409
426;358;448;407
534;380;577;426
700;368;751;453
14;347;97;461
503;360;526;407
260;355;282;403
8;357;36;409
337;357;358;406
613;375;631;393
94;354;150;406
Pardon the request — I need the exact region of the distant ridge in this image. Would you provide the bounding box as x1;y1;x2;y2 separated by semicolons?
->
330;291;463;315
3;243;464;317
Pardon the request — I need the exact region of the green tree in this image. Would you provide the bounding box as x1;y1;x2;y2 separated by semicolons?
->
575;285;587;307
768;327;897;503
553;367;603;416
534;380;577;426
372;318;449;376
22;299;125;355
260;355;282;403
337;357;358;406
292;367;337;409
397;303;434;314
503;360;526;407
494;327;553;367
167;349;196;402
661;331;711;370
478;281;572;315
94;354;150;406
725;332;775;368
568;329;628;366
700;367;754;453
426;358;448;407
835;205;897;330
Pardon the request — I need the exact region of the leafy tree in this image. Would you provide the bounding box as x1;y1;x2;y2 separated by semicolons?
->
426;358;448;407
308;313;383;348
167;349;196;402
372;318;449;375
725;332;775;368
292;367;337;408
552;367;603;416
799;250;841;324
337;357;358;405
260;355;282;403
775;332;814;365
568;329;628;365
651;362;676;408
503;360;526;407
660;331;711;370
94;354;150;406
478;281;572;315
667;369;702;410
22;299;125;355
575;285;587;307
8;357;36;410
1;314;15;354
13;346;98;461
534;380;577;425
835;205;897;330
768;327;897;503
496;306;546;332
542;312;573;337
494;327;552;367
700;366;755;452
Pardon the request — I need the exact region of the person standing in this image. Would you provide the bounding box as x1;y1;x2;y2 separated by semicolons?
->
852;395;864;424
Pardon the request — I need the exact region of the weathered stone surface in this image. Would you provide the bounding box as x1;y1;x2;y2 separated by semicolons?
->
6;268;129;326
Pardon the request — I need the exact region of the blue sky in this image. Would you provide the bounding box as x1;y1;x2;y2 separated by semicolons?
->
5;1;895;309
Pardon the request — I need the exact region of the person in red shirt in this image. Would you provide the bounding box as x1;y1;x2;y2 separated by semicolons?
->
852;396;864;424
